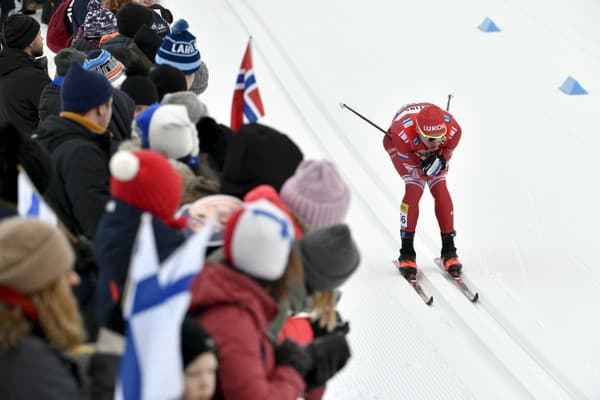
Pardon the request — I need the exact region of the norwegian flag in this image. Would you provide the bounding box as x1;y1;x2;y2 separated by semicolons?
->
230;37;265;131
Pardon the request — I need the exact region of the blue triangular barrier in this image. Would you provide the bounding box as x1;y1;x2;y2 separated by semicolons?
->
478;17;501;32
559;76;588;95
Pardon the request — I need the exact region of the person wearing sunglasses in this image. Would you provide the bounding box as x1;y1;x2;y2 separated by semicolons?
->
383;102;462;278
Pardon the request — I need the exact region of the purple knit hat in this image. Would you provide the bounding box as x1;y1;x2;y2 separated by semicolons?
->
280;160;351;229
83;0;118;39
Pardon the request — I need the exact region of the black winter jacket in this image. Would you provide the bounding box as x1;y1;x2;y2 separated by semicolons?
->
0;48;51;135
0;335;85;399
38;81;134;143
34;115;112;239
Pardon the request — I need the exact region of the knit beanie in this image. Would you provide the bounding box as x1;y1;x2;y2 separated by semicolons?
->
189;62;209;95
0;218;74;294
181;317;218;368
221;123;304;199
149;64;187;101
299;224;360;291
62;61;114;112
244;184;303;239
162;91;208;124
121;75;158;106
84;49;127;88
2;14;40;50
109;149;186;228
54;48;86;77
133;104;199;161
134;24;162;63
116;3;155;38
83;0;118;39
223;199;295;281
155;19;201;75
280;160;350;229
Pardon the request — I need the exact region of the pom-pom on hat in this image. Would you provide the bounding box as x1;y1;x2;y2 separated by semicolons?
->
416;104;447;139
155;19;201;75
2;14;40;50
299;223;360;292
109;149;186;228
83;49;127;88
0;218;74;294
223;199;295;281
280;160;350;229
83;0;117;39
133;104;199;162
62;61;114;112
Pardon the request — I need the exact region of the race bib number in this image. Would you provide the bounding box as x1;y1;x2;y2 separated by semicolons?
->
400;202;409;228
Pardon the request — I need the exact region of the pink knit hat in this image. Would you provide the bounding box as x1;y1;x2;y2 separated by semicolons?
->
280;160;350;228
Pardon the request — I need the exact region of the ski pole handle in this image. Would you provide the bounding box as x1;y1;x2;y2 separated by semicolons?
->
446;94;453;111
339;103;389;136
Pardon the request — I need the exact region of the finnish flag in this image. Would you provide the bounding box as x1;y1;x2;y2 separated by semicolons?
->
17;169;57;225
115;213;212;400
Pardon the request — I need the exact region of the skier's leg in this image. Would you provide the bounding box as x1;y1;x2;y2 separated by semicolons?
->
397;182;424;276
429;177;462;274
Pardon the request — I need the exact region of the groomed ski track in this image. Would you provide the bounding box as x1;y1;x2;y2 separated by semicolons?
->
163;1;600;398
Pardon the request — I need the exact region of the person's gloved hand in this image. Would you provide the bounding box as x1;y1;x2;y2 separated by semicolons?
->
304;332;351;388
420;153;446;177
310;312;350;338
73;234;97;276
274;339;314;378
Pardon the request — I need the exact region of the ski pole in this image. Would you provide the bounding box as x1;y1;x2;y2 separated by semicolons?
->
446;93;453;111
339;103;389;136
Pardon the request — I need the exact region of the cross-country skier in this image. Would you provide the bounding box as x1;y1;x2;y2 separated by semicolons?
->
383;102;462;277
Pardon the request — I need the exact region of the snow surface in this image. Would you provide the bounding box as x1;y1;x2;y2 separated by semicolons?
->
160;1;600;398
46;0;600;397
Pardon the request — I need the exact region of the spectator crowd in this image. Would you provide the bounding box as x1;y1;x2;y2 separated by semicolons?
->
0;1;360;399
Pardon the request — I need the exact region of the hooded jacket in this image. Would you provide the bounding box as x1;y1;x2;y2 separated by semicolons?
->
0;48;51;135
189;262;305;399
34;114;112;239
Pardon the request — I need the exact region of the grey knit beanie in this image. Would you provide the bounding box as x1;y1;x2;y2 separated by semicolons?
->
298;223;360;292
162;91;208;124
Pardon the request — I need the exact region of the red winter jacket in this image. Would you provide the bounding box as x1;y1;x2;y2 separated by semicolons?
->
189;262;305;400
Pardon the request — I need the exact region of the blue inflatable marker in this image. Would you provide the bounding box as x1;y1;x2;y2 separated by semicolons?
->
478;17;501;32
559;76;588;95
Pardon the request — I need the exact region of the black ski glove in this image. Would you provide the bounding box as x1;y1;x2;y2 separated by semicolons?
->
310;312;350;338
274;339;314;378
420;153;446;177
304;331;351;389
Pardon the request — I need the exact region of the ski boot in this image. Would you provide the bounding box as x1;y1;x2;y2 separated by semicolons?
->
398;231;417;279
398;255;417;279
441;231;462;277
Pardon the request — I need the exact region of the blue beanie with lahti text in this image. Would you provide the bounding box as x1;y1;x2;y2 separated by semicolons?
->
154;19;201;75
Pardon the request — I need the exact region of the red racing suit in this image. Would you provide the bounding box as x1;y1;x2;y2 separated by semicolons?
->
383;102;461;234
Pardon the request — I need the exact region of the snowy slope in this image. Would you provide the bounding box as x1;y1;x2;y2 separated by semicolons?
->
159;1;599;397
